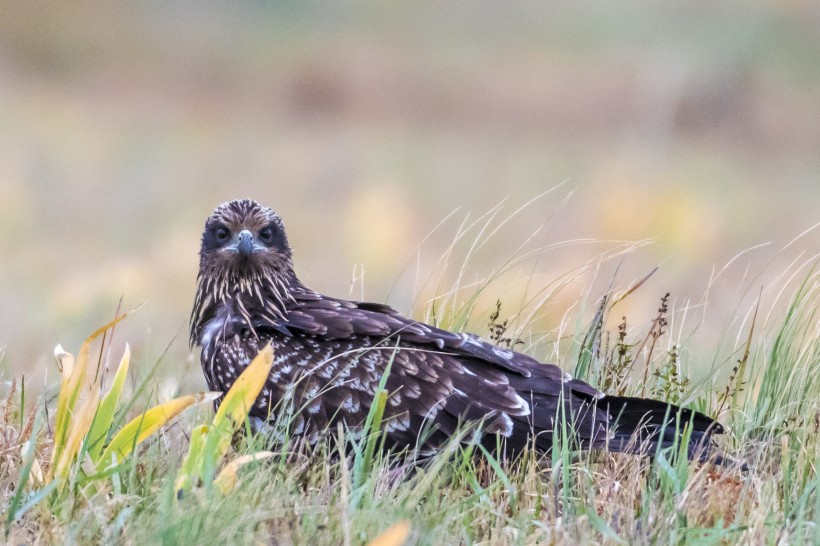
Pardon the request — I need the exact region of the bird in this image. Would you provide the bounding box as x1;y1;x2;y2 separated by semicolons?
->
190;198;723;460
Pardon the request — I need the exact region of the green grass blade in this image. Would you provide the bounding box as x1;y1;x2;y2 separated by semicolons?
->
5;410;45;537
87;344;131;460
351;343;397;499
174;424;209;495
5;480;60;531
358;389;387;488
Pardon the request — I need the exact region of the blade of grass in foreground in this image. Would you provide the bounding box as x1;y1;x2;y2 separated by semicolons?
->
53;386;101;481
87;344;131;460
97;391;217;470
174;424;209;493
350;343;396;506
5;410;46;537
213;451;275;495
50;314;129;476
175;344;274;496
750;268;819;434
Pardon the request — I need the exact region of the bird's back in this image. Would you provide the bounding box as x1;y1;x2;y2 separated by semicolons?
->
200;292;617;456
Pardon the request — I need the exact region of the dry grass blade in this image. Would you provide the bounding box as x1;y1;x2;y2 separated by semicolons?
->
610;265;659;308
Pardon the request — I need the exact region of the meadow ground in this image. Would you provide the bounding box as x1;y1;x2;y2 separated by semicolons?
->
1;236;817;546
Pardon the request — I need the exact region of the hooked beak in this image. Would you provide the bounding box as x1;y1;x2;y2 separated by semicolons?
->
229;229;256;257
237;230;254;256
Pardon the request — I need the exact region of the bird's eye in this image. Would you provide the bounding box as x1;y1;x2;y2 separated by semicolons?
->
215;227;230;241
259;227;274;243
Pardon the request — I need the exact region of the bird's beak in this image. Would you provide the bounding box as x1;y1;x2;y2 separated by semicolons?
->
235;230;255;257
226;229;266;256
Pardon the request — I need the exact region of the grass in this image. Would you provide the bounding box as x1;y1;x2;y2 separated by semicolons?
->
0;215;818;545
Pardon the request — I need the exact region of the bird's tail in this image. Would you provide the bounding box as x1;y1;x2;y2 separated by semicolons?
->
600;396;724;462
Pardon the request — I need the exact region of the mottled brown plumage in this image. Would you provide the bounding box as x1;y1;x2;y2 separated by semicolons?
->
190;199;722;458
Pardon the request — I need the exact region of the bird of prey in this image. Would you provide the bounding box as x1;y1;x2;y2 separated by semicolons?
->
190;199;722;460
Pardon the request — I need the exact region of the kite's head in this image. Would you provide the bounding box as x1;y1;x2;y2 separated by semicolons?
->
198;198;293;279
191;199;296;346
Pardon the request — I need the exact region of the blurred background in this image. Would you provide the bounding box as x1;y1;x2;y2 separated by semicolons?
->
1;1;818;392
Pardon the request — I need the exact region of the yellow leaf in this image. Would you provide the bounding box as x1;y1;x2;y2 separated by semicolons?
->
51;345;77;465
213;344;274;429
97;392;218;470
74;314;129;378
367;520;412;546
52;313;129;469
179;345;274;495
208;344;274;457
213;451;275;495
53;386;101;480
